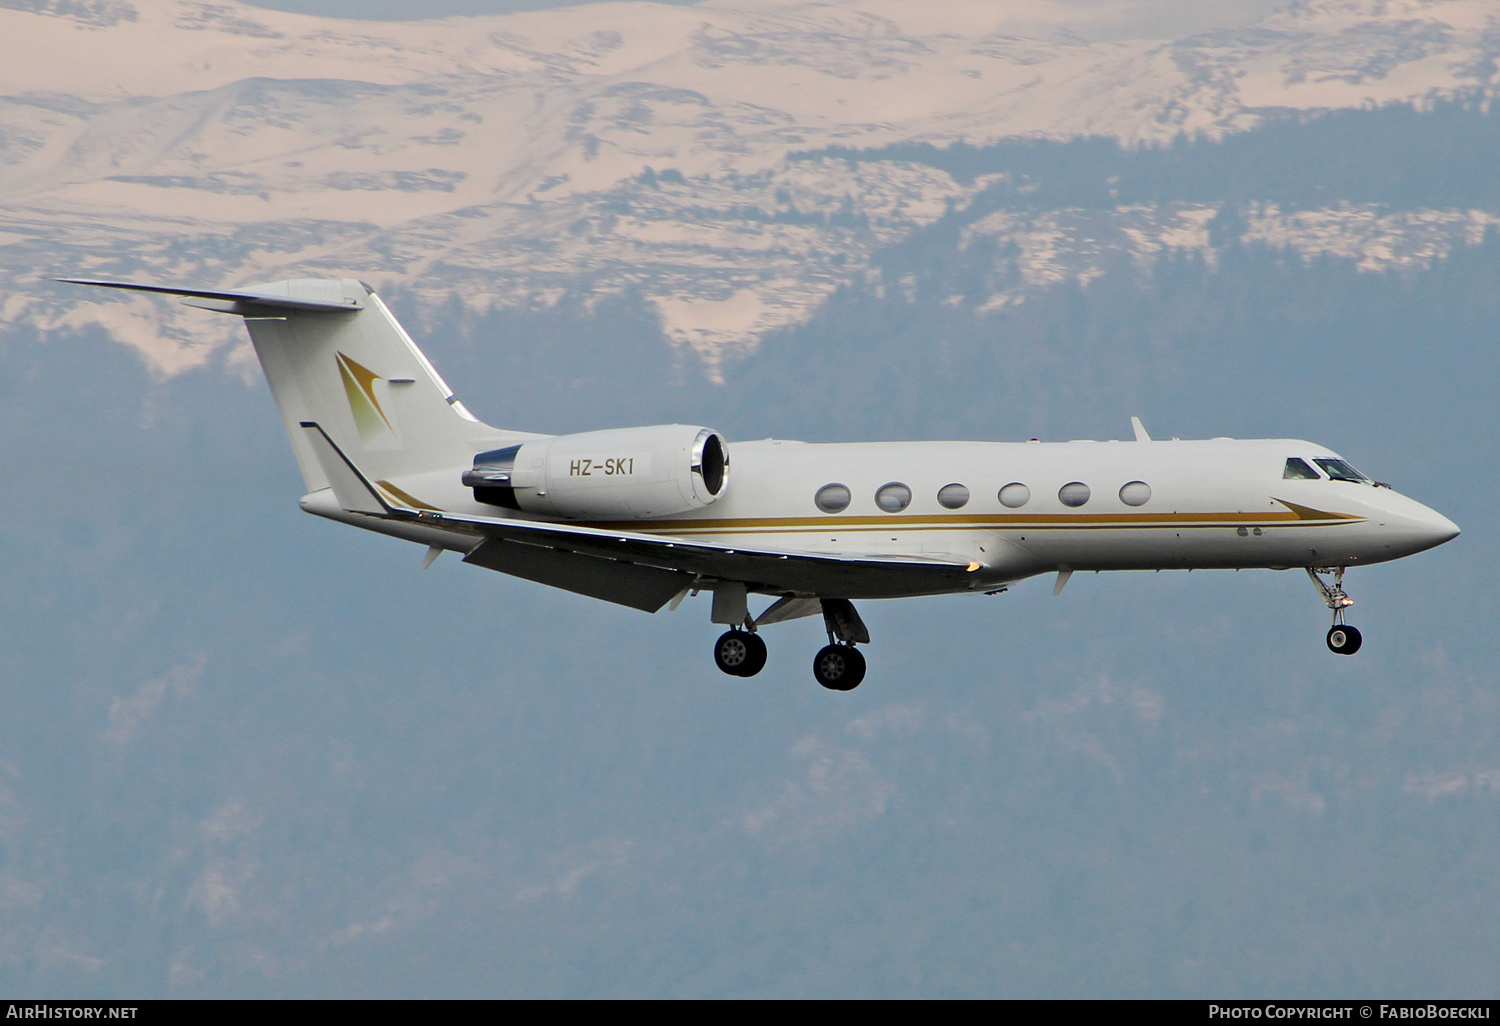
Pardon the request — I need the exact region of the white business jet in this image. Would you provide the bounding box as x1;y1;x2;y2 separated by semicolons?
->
65;277;1460;690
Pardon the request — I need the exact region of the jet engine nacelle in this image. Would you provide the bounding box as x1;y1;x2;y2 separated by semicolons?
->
463;424;729;519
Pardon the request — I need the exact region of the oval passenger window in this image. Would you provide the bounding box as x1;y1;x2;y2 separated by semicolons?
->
1058;482;1091;507
875;482;912;513
815;483;851;513
998;482;1030;508
937;483;969;509
1119;481;1151;506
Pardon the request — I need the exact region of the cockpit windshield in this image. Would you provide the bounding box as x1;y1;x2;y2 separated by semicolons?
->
1313;458;1370;483
1283;458;1320;480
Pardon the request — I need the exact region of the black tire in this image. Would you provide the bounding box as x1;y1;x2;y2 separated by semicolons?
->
714;631;753;675
1326;624;1363;655
842;647;866;689
812;644;867;691
740;632;768;677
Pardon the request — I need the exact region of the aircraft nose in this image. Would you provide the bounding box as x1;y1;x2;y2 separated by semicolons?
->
1398;501;1460;554
1422;508;1461;546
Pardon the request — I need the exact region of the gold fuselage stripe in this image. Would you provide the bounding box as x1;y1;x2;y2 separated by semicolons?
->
578;499;1364;535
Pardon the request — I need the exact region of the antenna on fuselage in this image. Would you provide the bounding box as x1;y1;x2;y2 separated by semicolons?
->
1130;416;1152;442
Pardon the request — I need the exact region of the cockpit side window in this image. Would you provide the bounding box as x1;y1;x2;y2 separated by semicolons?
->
1313;458;1369;483
1283;458;1321;480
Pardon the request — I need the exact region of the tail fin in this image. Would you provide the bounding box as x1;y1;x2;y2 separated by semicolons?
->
237;279;501;490
62;277;515;491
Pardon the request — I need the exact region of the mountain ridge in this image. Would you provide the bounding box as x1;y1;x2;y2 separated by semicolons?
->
2;0;1497;372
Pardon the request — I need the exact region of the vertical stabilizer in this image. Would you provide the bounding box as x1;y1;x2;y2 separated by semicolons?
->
239;279;503;491
62;276;529;494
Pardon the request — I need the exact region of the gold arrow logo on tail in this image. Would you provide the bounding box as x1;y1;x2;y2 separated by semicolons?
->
336;352;393;442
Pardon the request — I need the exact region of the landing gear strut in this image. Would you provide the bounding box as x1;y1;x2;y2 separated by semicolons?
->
1308;567;1362;655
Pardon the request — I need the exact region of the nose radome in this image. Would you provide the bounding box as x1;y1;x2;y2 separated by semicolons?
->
1402;502;1459;551
1373;491;1460;558
1424;510;1461;546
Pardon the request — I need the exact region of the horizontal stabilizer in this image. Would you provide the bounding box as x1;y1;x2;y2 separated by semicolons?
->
300;422;391;515
57;278;364;312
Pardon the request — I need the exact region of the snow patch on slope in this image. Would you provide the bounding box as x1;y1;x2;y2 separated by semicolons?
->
1;0;1497;372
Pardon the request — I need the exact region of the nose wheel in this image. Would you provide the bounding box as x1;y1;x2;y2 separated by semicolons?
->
1326;624;1362;655
1308;567;1361;656
713;629;767;677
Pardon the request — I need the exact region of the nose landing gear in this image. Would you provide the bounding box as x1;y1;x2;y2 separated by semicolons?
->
1308;567;1362;655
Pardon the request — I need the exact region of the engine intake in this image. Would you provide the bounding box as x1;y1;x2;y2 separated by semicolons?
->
464;424;729;519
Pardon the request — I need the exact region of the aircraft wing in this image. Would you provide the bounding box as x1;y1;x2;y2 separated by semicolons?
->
434;507;983;611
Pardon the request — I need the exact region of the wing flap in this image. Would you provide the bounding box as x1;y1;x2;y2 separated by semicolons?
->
462;537;692;613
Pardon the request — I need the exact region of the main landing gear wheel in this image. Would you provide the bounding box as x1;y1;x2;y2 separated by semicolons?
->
813;644;866;691
1326;624;1363;656
714;630;767;677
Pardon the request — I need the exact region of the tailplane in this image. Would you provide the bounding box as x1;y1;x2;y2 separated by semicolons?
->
61;277;523;492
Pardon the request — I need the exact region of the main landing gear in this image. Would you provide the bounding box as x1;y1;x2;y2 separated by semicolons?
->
1308;567;1362;655
710;594;871;690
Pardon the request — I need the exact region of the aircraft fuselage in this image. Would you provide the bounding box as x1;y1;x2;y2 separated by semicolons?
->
376;436;1458;600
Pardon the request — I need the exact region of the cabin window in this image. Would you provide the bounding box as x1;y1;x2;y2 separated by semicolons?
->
1119;481;1151;506
999;482;1030;508
1313;458;1369;483
1058;482;1091;507
875;482;912;513
1283;458;1320;480
815;483;851;513
937;483;970;509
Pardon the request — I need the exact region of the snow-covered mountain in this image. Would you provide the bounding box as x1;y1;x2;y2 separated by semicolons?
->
2;0;1497;372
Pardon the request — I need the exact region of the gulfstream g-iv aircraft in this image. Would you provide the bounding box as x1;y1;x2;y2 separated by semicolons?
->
64;277;1460;690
